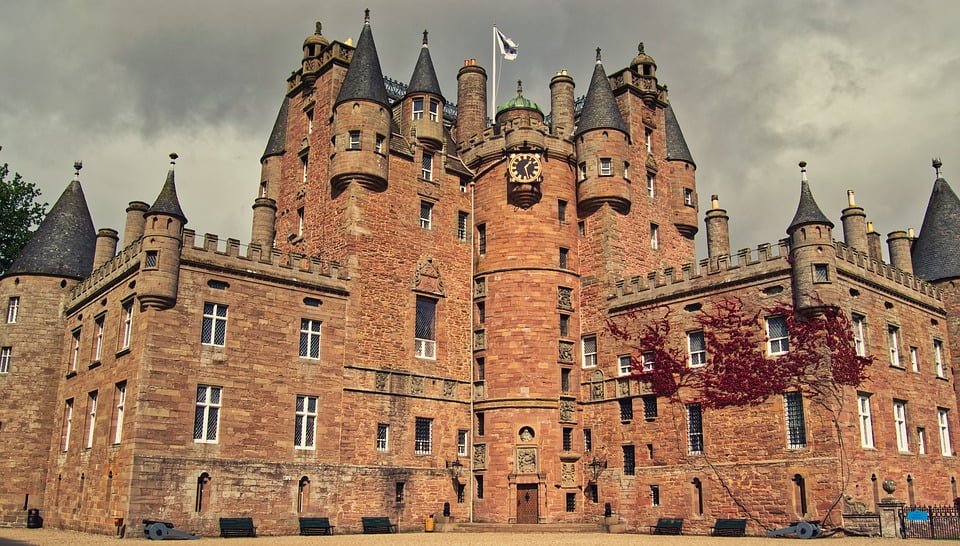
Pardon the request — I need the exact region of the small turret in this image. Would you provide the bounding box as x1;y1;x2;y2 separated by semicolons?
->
912;159;960;281
704;195;730;260
787;162;837;312
301;22;330;88
549;69;575;138
663;104;698;238
403;30;445;148
496;80;544;127
630;42;658;100
330;10;391;194
455;59;487;144
138;154;186;311
840;190;868;252
497;80;546;152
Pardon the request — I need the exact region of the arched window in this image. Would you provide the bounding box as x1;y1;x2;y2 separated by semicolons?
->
196;472;211;513
297;476;310;513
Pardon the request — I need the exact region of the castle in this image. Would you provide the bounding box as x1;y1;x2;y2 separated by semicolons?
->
1;10;958;537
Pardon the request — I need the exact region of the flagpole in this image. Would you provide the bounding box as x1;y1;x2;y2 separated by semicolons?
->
491;25;497;123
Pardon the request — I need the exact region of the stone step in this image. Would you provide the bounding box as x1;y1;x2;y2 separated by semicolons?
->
450;522;606;533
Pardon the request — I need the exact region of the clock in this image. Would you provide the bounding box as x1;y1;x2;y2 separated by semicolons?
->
508;153;543;183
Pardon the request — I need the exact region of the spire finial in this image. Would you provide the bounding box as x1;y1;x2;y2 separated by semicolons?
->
517;80;523;96
315;21;322;35
364;8;370;24
422;29;428;46
638;42;645;54
933;157;943;178
73;160;83;181
799;160;808;183
595;47;602;63
169;153;178;168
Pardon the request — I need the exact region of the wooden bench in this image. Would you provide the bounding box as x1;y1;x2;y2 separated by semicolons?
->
650;517;684;535
711;518;747;537
299;517;335;535
361;516;398;534
219;517;256;538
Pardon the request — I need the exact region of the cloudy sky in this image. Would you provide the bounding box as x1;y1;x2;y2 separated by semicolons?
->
2;0;958;259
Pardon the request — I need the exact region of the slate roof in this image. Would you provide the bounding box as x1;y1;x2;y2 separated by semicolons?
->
261;96;289;160
664;104;695;166
405;35;444;100
575;60;628;137
912;177;960;281
4;179;96;280
335;19;389;108
146;169;187;223
787;180;834;233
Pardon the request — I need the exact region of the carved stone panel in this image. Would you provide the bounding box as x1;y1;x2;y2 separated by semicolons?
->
474;277;486;298
558;287;573;310
516;447;538;474
442;380;456;398
561;462;576;486
617;379;630;398
559;399;575;423
591;370;604;401
558;341;574;363
410;376;424;395
473;444;487;469
375;372;388;392
473;329;486;351
412;257;445;296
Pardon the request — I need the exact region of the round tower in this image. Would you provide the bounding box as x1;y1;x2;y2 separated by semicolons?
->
840;190;868;252
402;30;445;148
250;197;277;250
138;154;186;311
455;59;487;143
787;162;838;312
704;194;730;260
329;10;391;194
549;70;575;138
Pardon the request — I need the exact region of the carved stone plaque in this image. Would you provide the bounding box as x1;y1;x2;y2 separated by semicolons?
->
473;444;487;469
558;341;574;363
559;399;575;423
516;447;537;474
442;380;456;398
557;287;573;310
410;376;424;395
561;462;576;486
375;372;388;392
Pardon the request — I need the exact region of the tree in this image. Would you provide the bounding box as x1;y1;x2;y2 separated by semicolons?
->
0;158;47;274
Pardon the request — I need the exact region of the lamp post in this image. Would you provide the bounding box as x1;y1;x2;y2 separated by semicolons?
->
446;458;464;480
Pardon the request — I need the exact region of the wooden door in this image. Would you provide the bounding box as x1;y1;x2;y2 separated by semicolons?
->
516;484;539;524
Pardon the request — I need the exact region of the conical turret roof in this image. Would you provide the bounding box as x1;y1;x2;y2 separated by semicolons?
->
146;158;187;223
5;177;96;280
261;96;289;161
405;31;444;100
787;166;833;233
335;12;389;108
912;176;960;281
664;104;695;166
575;50;628;137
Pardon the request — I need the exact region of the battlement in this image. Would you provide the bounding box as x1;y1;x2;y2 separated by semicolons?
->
833;241;942;302
68;239;144;306
457;121;574;168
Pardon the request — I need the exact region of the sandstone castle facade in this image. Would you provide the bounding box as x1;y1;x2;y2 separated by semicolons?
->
1;11;959;536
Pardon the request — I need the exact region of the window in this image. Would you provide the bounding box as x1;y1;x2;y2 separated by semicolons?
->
415;296;437;359
687;403;704;454
852;314;866;357
396;482;405;504
649;223;659;250
120;300;133;350
910;346;920;373
562;427;573;451
85;391;97;449
935;340;946;378
650;485;660;506
784;392;806;449
623;161;630;179
459;178;468;192
412;98;424;119
297;207;305;237
857;394;874;448
0;347;10;373
642;351;655;372
586;483;598;503
457;211;469;241
419;201;433;229
70;329;81;372
429;99;440;121
6;297;19;323
578;221;585;236
888;325;901;365
893;400;909;452
422;152;434;181
476;412;484;436
622;445;636;475
582;335;597;368
578;162;587;181
647;174;655;198
476;301;485;324
194;385;221;443
144;250;158;269
813;264;829;283
559;247;569;269
113;382;126;444
201;303;228;347
584;428;592;452
300;153;308;184
477;357;485;381
476;475;484;499
683;188;694;206
939;408;953;456
377;423;389;452
458;429;468;457
619;398;633;421
560;314;570;337
306;108;314;134
93;315;105;362
348;130;361;150
559;367;572;393
565;492;576;512
643;395;658;419
767;316;790;355
599;158;612;176
558;200;567;222
918;427;927;455
645;128;652;153
478;224;486;255
618;355;632;376
294;395;318;449
693;478;704;515
414;417;432;455
688;331;707;367
299;319;321;359
62;399;73;451
375;134;385;154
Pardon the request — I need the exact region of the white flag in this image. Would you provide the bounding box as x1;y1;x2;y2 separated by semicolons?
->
495;28;518;60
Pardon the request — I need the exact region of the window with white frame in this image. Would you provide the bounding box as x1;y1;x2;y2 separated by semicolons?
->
113;382;126;444
934;340;946;378
348;130;361;150
201;303;228;347
412;98;424;120
457;211;469;241
767;316;790;355
457;429;468;457
85;390;98;449
650;223;659;250
375;134;385;154
421;152;434;181
618;354;632;376
582;335;597;368
599;158;612;176
813;263;829;282
300;153;308;184
120;299;133;350
623;161;630;179
414;417;432;455
6;296;19;323
939;408;952;456
857;394;875;448
687;403;704;454
299;319;321;360
0;347;10;373
647;174;655;198
306;108;314;134
888;325;901;365
578;163;587;181
688;331;707;367
62;399;73;451
194;385;221;443
893;400;909;452
784;391;806;449
645;128;652;153
852;314;866;356
415;296;437;359
294;395;318;449
296;207;305;238
429;99;440;122
93;315;105;362
70;328;81;372
918;427;927;455
419;201;433;229
910;346;920;373
683;188;694;206
642;351;655;372
377;423;389;452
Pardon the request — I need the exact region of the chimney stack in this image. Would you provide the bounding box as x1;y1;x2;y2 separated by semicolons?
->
704;194;730;260
866;222;884;262
841;190;868;252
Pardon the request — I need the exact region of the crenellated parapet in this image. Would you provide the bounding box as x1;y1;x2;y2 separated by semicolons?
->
67;239;144;309
458;121;574;170
834;241;942;303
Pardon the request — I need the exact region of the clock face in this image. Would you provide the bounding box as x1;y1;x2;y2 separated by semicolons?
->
509;153;543;183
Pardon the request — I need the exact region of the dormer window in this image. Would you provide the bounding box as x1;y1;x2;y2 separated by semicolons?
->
429;99;440;122
412;98;424;120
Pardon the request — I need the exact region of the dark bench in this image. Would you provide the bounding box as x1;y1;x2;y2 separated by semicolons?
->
711;518;747;537
219;517;256;538
361;516;398;534
299;517;335;535
650;517;683;535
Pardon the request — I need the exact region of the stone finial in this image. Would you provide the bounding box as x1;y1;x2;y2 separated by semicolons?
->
516;80;523;96
73;160;83;181
315;21;322;35
799;160;808;182
422;29;428;46
908;227;915;238
364;8;370;23
595;47;602;63
638;42;645;54
169;152;178;167
933;157;943;178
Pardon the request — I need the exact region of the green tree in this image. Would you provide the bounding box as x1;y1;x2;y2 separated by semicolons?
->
0;160;47;274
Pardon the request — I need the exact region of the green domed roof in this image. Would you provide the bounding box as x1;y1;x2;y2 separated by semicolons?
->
496;80;542;115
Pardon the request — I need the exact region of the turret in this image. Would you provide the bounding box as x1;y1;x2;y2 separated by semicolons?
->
301;22;330;88
549;69;575;138
840;190;868;252
329;10;391;194
630;42;658;101
704;194;730;260
887;230;913;273
259;97;289;203
574;48;631;215
787;162;838;312
138;154;186;311
455;59;486;144
912;159;960;281
866;222;883;262
664;104;698;237
123;201;149;247
402;30;445;148
497;80;546;152
250;197;277;250
93;228;119;270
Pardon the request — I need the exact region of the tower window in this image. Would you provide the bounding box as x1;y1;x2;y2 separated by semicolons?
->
84;390;97;449
683;188;695;206
934;339;946;378
476;475;484;499
887;325;901;365
476;301;485;324
558;200;567;222
478;224;487;255
687;403;704;454
688;331;707;367
120;299;134;350
412;98;424;120
852;314;866;357
458;429;468;457
650;223;659;250
561;368;570;393
565;492;576;512
414;417;432;455
623;445;636;475
299;319;322;360
477;357;485;381
458;211;469;241
306;108;314;134
93;315;105;363
559;247;569;269
813;264;830;283
201;303;228;347
584;428;592;452
144;250;159;269
375;134;385;154
784;391;807;449
297;207;305;237
421;152;434;181
599;158;613;176
300;153;308;183
559;314;570;337
647;174;655;198
0;347;10;373
645;128;652;153
562;427;573;451
429;99;440;121
582;335;597;368
415;296;437;359
578;163;587;181
294;395;318;449
6;297;18;323
623;161;630;180
377;423;389;452
419;201;433;230
348;130;361;150
767;316;790;355
193;385;221;443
